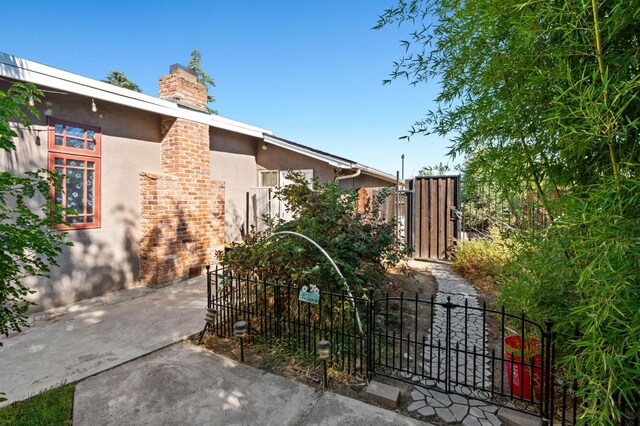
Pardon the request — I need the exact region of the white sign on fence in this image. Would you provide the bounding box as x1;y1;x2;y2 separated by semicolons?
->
298;284;320;305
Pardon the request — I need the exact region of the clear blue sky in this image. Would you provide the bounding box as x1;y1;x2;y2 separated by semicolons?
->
2;0;456;178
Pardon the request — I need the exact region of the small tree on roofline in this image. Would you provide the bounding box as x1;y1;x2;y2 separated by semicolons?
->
188;49;218;114
102;70;142;92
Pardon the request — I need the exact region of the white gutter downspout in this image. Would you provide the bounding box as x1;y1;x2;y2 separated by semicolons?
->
335;168;361;181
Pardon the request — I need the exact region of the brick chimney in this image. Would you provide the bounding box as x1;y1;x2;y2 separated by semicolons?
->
158;64;208;112
138;65;224;286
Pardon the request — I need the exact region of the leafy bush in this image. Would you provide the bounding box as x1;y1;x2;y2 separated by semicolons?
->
377;0;640;421
499;178;640;424
220;172;409;295
451;228;514;290
1;83;69;343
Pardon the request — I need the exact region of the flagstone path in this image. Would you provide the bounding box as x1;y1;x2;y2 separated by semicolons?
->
407;263;502;425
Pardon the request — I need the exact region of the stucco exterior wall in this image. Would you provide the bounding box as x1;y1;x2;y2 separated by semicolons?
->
209;128;259;242
256;144;335;182
337;172;395;190
1;83;162;310
214;142;395;243
257;144;394;189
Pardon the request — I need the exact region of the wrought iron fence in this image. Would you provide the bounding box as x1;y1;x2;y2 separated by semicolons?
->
205;265;370;376
203;265;638;425
459;182;550;236
371;293;554;420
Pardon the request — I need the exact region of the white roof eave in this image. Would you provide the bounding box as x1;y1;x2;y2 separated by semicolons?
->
263;135;397;184
0;52;271;139
1;52;396;183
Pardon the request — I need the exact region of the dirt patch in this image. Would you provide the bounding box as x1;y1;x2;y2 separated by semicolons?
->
194;262;440;422
194;333;439;423
379;261;437;297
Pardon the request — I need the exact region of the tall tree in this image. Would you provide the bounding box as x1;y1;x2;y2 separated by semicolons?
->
102;70;142;92
0;83;68;345
187;49;218;114
376;1;640;423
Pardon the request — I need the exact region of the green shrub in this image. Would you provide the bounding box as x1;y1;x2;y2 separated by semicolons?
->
499;178;640;424
451;228;514;289
220;172;409;295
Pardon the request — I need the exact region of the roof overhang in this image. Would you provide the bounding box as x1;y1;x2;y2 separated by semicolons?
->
1;52;397;184
0;52;271;139
264;135;397;184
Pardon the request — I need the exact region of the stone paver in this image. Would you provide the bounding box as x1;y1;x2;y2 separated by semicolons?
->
406;262;501;425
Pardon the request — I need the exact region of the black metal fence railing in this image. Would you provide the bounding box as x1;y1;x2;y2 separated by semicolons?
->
459;183;550;236
204;265;639;425
206;265;370;377
370;294;553;419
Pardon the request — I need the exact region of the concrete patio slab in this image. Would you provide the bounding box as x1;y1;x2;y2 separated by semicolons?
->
73;342;430;426
0;276;207;406
304;391;427;426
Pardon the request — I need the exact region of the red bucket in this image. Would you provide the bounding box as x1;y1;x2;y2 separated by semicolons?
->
504;336;542;401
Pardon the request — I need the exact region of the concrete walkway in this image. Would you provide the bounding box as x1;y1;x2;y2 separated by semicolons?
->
74;342;429;426
1;276;429;425
0;276;207;406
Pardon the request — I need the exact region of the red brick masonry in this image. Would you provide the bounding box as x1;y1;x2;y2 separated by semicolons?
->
139;65;225;285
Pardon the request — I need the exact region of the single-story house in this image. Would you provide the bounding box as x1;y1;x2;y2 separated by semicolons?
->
0;52;397;311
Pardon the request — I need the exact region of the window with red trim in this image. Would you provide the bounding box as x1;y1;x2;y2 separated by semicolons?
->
48;117;101;229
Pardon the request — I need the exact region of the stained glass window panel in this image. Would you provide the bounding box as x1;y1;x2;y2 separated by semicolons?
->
67;126;85;138
66;168;84;214
49;118;101;228
66;159;85;167
87;170;94;214
66;138;84;149
55;186;63;205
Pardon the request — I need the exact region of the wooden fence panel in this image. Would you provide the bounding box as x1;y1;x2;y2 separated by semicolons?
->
410;176;460;260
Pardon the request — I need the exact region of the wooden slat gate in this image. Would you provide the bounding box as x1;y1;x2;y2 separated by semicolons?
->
407;176;461;260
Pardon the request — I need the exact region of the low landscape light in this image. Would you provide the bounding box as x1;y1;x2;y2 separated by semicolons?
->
317;340;331;387
234;321;248;362
198;307;219;343
205;308;218;324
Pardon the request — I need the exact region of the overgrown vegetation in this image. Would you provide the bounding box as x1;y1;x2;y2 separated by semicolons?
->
377;1;640;423
451;228;513;291
220;172;409;296
1;83;68;344
0;384;74;425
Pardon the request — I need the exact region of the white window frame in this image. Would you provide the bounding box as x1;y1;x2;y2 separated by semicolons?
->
258;170;279;188
279;169;313;187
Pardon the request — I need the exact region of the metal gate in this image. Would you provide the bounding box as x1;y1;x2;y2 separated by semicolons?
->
406;176;461;260
203;266;640;425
